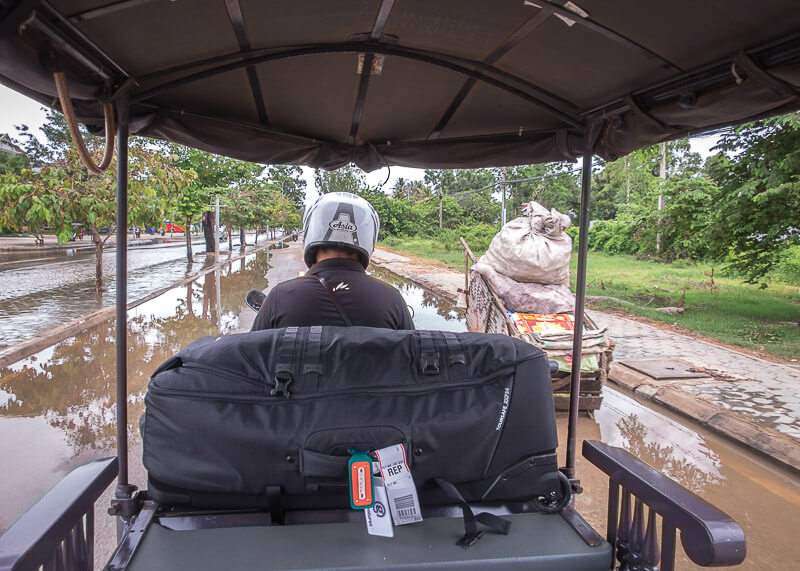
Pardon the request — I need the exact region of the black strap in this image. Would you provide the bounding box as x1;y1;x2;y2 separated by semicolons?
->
434;478;511;547
314;276;353;326
266;485;285;525
441;331;467;380
272;327;299;397
418;330;440;375
303;325;324;390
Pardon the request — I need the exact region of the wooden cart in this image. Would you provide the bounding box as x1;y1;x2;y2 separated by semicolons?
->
460;238;612;411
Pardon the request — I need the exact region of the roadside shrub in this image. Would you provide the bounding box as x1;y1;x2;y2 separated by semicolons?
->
774;244;800;285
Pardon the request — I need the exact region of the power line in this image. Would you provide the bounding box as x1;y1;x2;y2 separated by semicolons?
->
444;171;580;197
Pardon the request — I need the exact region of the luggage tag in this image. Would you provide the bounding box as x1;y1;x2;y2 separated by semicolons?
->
364;477;394;537
348;449;374;509
375;444;423;525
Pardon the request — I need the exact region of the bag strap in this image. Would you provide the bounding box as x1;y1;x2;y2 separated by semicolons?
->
434;478;511;547
272;326;299;397
441;331;467;380
303;325;324;390
313;275;353;326
418;330;440;375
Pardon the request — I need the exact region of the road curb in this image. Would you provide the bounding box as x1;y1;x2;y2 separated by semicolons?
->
608;363;800;475
0;241;275;369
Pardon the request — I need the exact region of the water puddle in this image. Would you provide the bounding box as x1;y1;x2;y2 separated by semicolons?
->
0;254;797;569
0;238;266;348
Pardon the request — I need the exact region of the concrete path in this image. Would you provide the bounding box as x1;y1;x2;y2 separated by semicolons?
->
372;247;800;467
591;312;800;441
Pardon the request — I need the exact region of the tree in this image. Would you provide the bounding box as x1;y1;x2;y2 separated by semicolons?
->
706;113;800;284
0;112;190;290
314;164;369;195
168;145;264;256
219;183;301;247
267;164;307;216
391;177;429;203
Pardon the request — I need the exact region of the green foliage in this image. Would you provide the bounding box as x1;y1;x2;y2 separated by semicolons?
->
0;113;191;288
704;114;800;285
314;164;369;195
0;149;29;174
774;245;800;284
506;163;580;216
267;164;306;216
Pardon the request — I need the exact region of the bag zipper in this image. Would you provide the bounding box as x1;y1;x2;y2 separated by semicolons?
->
148;367;515;403
178;362;267;389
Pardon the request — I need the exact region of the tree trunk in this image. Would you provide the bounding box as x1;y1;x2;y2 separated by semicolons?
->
203;269;219;326
202;211;216;253
186;282;193;316
91;227;103;292
227;225;233;253
185;217;193;260
240;227;246;249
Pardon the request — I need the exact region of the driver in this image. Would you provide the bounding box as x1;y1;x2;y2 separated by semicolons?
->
251;192;414;330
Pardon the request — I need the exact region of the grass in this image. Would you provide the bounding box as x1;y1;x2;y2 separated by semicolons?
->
578;252;800;360
379;237;800;360
379;236;468;269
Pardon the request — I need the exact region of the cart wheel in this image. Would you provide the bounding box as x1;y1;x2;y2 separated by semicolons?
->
535;471;573;514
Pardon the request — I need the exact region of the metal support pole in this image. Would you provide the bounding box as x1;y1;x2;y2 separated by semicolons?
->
215;195;221;250
564;148;592;485
114;107;135;504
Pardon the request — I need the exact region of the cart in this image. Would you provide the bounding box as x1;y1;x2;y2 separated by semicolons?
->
461;238;611;411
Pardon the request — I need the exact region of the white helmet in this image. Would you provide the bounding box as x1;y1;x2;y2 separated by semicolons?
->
303;192;380;268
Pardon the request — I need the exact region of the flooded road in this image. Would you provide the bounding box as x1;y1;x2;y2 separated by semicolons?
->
0;246;798;569
0;235;264;348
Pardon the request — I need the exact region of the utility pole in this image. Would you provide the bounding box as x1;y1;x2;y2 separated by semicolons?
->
501;167;507;226
438;185;443;230
656;141;666;252
625;157;630;202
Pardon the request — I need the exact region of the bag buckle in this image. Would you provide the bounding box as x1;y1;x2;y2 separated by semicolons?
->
271;371;293;397
421;351;440;375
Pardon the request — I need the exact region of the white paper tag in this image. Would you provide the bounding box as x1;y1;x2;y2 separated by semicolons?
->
364;477;394;537
375;444;423;525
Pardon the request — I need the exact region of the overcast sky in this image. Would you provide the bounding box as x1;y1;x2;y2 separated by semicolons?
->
1;83;720;206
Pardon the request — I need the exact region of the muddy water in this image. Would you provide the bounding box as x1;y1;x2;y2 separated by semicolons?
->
570;388;800;569
1;256;798;569
0;236;264;348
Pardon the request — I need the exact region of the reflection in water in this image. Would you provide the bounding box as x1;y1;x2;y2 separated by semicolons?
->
0;250;271;530
594;388;722;493
369;266;465;331
0;238;266;348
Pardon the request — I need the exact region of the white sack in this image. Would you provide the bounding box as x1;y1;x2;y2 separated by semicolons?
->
471;264;576;314
478;201;572;285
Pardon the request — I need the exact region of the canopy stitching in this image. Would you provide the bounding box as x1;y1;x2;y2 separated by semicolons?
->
427;4;556;140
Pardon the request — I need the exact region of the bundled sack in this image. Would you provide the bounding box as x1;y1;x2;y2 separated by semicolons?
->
470;264;575;314
141;326;565;510
477;201;572;286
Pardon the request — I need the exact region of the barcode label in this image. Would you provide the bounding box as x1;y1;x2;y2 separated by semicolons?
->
393;493;417;518
375;444;423;525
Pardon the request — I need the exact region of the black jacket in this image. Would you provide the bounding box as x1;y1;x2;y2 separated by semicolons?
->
251;258;414;331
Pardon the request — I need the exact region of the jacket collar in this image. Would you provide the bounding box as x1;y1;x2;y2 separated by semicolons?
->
307;257;366;275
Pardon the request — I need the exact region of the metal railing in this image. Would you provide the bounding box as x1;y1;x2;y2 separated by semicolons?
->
584;441;746;570
0;457;118;571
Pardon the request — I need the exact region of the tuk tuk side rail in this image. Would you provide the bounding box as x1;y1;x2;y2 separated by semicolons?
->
0;456;117;571
583;441;746;570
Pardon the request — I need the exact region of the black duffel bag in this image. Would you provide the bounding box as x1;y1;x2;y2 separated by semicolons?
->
142;327;565;512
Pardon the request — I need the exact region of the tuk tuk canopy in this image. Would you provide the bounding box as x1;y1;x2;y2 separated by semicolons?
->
1;0;799;170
